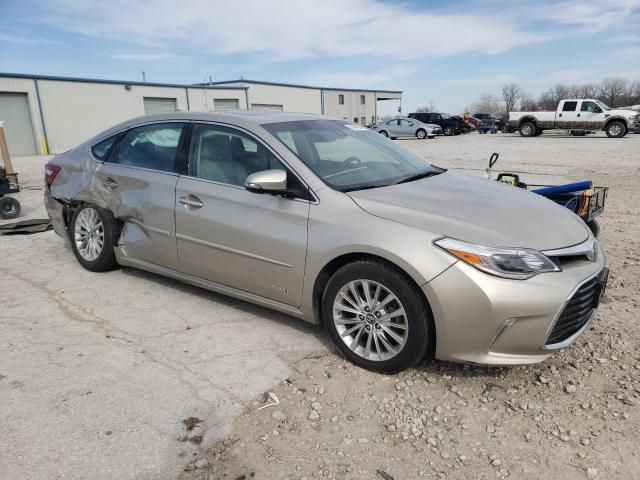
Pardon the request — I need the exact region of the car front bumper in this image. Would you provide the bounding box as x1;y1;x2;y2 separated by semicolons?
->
423;246;607;365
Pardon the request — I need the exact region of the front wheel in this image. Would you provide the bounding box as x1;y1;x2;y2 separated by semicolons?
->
444;126;454;136
322;260;433;373
416;129;426;139
70;204;120;272
0;196;21;219
379;130;388;137
605;121;626;138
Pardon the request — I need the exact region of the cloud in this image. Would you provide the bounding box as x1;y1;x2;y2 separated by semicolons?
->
110;53;176;61
41;0;639;62
297;65;415;89
615;47;640;58
0;32;59;44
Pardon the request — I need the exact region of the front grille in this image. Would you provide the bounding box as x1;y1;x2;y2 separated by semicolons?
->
546;276;602;345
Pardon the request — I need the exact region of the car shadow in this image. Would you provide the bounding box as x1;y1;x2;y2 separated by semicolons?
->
119;267;527;378
119;266;337;352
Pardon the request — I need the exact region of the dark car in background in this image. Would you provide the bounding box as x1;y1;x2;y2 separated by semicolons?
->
408;112;466;136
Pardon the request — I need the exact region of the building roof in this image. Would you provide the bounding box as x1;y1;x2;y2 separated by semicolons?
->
0;72;248;90
196;78;403;95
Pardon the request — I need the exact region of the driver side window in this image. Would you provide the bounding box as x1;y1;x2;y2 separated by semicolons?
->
580;101;600;113
189;124;286;186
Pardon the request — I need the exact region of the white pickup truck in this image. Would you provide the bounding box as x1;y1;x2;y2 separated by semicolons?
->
509;99;640;138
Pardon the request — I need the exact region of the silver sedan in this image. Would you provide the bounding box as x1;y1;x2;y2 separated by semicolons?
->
372;118;442;139
45;111;607;372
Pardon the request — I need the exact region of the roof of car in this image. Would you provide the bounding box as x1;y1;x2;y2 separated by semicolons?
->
137;109;330;125
85;110;341;145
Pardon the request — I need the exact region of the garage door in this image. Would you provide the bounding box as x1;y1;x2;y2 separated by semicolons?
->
251;103;284;111
213;98;239;110
0;92;37;155
143;97;178;115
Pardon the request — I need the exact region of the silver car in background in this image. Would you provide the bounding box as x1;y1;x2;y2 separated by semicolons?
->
372;118;442;139
44;111;607;372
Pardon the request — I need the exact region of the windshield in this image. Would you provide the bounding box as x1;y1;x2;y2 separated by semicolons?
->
595;100;611;110
263;120;441;192
440;113;452;119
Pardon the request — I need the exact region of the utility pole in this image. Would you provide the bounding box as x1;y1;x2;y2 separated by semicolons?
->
142;71;146;82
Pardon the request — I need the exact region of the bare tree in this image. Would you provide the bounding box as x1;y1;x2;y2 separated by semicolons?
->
467;93;502;116
415;99;437;113
622;80;640;106
501;83;523;114
576;83;598;99
537;84;570;110
599;77;627;107
520;93;538;111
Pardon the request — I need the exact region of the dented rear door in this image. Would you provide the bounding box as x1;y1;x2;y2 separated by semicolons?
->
90;122;186;270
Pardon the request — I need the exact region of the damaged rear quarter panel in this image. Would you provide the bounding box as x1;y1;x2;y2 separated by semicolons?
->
49;144;180;270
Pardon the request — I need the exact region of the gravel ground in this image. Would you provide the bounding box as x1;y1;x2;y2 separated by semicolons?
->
180;131;640;480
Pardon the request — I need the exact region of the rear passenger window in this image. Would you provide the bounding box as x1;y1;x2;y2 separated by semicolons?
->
91;135;117;160
562;101;578;112
189;124;286;186
114;123;184;172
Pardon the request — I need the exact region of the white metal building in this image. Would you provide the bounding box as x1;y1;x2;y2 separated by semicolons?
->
0;73;401;155
202;79;402;127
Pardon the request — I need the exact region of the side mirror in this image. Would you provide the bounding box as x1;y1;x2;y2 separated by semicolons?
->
245;169;287;194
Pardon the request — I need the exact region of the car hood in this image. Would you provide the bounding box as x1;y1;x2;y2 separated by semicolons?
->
610;108;637;117
347;171;590;251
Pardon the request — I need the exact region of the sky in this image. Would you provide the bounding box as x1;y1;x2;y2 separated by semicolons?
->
1;0;639;116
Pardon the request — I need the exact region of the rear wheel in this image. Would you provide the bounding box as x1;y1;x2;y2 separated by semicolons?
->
322;259;433;373
416;129;426;139
519;122;536;137
605;121;626;138
70;204;120;272
0;196;20;219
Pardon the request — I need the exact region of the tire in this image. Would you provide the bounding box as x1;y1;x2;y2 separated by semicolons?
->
519;121;536;137
69;204;120;272
605;121;626;138
534;128;543;136
444;126;454;136
416;129;426;139
0;196;21;219
379;130;388;137
322;259;433;373
587;219;600;238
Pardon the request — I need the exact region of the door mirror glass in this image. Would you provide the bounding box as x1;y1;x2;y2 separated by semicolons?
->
245;169;287;193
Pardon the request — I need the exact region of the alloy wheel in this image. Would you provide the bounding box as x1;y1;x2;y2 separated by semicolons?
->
74;207;104;261
332;279;409;361
608;124;622;137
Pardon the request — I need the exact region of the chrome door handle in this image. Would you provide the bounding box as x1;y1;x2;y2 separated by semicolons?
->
103;178;118;189
178;196;203;208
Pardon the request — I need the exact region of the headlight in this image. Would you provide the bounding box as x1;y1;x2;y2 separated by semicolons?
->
434;237;561;279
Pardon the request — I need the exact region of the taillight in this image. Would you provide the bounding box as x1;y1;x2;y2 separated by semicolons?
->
45;163;61;187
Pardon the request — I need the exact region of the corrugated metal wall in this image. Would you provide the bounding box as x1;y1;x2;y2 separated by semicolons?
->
0;76;247;154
